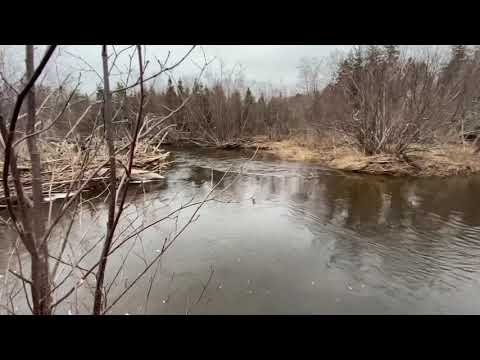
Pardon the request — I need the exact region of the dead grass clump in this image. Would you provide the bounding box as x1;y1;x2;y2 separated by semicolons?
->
249;135;480;177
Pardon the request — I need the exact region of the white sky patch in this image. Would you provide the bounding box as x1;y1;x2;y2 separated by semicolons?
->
46;45;354;95
2;45;454;96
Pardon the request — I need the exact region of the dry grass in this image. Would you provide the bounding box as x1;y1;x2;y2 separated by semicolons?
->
0;139;171;206
248;135;480;177
402;143;480;177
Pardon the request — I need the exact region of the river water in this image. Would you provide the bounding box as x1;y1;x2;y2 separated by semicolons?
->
2;147;480;314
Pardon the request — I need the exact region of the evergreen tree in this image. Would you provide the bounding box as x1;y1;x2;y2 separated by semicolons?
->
441;45;469;84
352;47;363;69
148;83;157;97
338;47;363;110
451;45;468;63
473;45;480;63
229;90;243;135
241;88;255;132
311;89;322;123
201;85;212;125
192;79;202;95
177;79;185;98
165;78;178;109
366;45;382;65
384;45;400;63
255;93;268;134
96;85;104;101
113;81;127;105
244;87;255;105
258;93;266;104
212;84;227;134
265;97;280;139
335;58;352;85
184;85;190;97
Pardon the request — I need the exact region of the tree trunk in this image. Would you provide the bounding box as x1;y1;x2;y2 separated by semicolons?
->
26;45;51;314
93;45;117;314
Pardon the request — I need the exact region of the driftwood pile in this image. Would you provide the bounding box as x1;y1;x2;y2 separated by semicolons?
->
168;137;258;150
0;140;171;207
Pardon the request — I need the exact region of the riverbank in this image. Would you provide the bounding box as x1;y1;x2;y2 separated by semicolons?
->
241;136;480;177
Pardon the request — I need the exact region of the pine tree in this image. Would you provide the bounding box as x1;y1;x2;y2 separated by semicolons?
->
473;45;480;63
165;78;178;109
96;85;104;101
147;84;157;99
113;82;126;104
339;48;363;110
451;45;468;63
257;93;269;135
201;85;212;126
265;96;280;139
244;87;255;105
311;89;322;123
258;93;266;105
336;58;352;85
192;79;202;95
177;80;185;98
384;45;400;63
366;45;382;65
442;45;469;84
229;90;243;136
352;47;363;72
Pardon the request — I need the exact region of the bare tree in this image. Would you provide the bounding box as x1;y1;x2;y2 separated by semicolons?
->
0;44;213;315
316;45;480;155
1;45;57;314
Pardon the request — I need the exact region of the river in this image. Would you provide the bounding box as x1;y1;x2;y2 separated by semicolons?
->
2;147;480;314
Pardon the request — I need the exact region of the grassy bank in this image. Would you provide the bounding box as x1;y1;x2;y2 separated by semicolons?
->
242;136;480;177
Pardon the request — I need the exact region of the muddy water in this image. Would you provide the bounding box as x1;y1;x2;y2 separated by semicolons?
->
2;147;480;314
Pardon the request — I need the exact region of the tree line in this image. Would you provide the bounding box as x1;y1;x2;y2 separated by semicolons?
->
4;45;480;154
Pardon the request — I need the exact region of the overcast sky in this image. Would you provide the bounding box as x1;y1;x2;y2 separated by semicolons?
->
3;45;451;96
49;45;353;94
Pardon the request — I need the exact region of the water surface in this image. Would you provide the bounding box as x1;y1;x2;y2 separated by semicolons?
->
2;147;480;314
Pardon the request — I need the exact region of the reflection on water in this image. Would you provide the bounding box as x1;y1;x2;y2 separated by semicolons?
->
2;147;480;314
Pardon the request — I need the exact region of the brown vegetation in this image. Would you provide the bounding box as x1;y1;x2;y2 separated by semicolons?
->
0;139;170;208
5;46;477;178
2;44;480;315
161;45;480;177
248;135;480;177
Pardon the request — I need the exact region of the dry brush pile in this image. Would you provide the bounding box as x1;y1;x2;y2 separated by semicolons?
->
0;139;171;208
